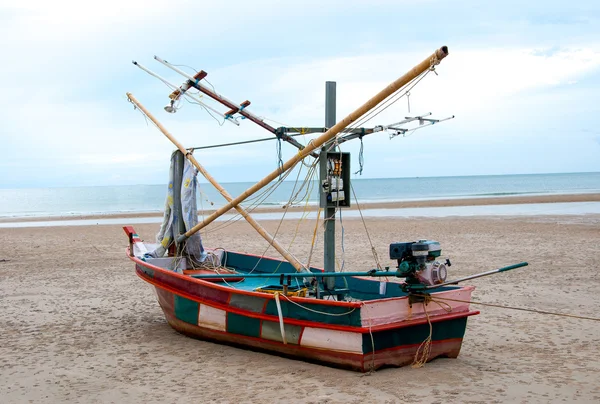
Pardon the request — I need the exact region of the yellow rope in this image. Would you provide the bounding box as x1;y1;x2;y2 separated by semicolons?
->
412;300;432;368
360;302;376;375
286;199;312;250
306;208;322;268
274;292;287;344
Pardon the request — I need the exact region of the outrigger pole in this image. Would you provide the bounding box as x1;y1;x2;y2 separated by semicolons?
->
177;46;450;243
131;61;240;126
274;113;456;147
126;93;310;273
153;56;318;158
387;115;456;140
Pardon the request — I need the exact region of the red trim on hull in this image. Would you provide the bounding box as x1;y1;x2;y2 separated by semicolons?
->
129;250;360;308
129;249;478;321
138;268;478;333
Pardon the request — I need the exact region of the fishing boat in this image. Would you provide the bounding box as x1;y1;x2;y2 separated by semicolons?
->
123;46;527;371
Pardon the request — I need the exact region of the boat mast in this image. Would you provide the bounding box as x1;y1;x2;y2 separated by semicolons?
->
323;81;337;289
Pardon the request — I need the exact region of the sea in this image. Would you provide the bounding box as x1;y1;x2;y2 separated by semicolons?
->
1;172;599;219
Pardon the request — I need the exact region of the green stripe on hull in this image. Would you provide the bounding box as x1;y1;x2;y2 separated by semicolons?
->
174;295;199;324
264;300;361;327
261;321;302;344
227;312;261;338
229;294;265;313
363;317;468;353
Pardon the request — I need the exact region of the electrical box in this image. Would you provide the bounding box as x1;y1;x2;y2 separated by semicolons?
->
320;152;351;208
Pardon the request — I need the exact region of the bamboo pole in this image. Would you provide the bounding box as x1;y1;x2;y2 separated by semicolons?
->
178;46;449;241
126;93;309;273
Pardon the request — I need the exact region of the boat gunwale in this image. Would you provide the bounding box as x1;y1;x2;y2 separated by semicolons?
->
127;247;474;307
130;249;479;333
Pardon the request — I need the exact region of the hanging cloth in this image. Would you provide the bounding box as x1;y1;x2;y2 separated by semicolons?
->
149;151;205;264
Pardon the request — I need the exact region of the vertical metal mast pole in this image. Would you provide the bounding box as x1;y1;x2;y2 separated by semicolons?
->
172;151;186;253
322;81;337;291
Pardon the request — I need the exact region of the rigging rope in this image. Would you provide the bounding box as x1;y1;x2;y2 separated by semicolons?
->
306;208;322;269
412;294;600;322
199;164;296;235
354;135;365;175
276;137;284;179
411;302;432;368
350;183;383;270
281;294;357;316
189;133;308;151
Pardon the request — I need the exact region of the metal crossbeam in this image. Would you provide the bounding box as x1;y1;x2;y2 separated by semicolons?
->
277;113;455;146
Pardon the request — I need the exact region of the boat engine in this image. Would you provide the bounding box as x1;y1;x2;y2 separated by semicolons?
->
390;240;448;286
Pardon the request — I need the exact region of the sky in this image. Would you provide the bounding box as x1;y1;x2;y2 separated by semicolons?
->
1;0;599;188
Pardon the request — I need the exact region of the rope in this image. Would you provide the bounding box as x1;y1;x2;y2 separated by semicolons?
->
411;301;432;368
186;98;225;126
339;208;346;272
343;68;431;134
241;158;309;275
126;96;299;239
354;135;364;175
198;160;297;235
350;183;383;270
267;163;318;274
318;66;431;153
189;133;308;151
360;302;376;374
280;294;357;316
283;156;320;207
276;137;284;178
306;208;322;268
412;294;600;322
274;292;287;344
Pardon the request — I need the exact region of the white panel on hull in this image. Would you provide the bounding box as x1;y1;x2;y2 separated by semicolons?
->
198;304;227;331
300;327;362;354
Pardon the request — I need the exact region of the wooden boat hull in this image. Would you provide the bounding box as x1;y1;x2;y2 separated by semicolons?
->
133;253;478;372
164;304;466;371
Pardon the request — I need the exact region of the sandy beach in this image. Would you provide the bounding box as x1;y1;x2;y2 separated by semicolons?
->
1;197;600;403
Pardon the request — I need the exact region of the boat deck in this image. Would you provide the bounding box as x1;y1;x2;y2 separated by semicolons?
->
139;248;463;301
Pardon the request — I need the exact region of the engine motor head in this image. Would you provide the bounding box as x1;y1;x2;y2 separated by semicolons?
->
416;261;448;285
390;239;447;286
390;240;441;261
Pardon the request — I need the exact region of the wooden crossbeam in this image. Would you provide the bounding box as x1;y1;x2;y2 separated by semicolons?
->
169;70;208;100
225;100;251;116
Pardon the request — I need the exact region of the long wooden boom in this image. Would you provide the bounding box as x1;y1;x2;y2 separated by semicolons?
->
178;46;449;242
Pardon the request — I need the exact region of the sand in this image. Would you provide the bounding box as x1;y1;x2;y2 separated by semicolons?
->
1;198;600;403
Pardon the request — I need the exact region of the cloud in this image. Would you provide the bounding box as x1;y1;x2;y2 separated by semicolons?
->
1;1;600;188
